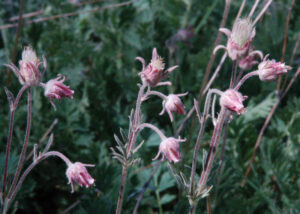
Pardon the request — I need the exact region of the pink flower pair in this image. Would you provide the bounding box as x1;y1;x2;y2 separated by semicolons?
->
5;47;74;110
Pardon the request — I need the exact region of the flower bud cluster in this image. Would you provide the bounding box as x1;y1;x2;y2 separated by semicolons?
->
136;48;188;164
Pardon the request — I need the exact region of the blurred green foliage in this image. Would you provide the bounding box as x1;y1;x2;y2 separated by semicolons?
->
0;0;299;213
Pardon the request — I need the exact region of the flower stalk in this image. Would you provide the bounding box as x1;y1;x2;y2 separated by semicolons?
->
7;88;32;199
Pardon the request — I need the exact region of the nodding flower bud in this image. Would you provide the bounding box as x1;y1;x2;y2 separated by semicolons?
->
18;47;43;85
229;19;255;60
153;137;186;163
218;19;255;60
44;74;74;110
5;47;46;86
66;162;95;193
136;48;178;87
258;55;292;81
160;93;187;122
238;50;263;70
220;89;247;115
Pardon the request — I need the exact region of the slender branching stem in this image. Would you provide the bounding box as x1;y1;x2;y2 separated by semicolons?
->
189;89;221;199
116;166;128;214
6;151;72;210
175;52;227;137
248;0;260;18
234;71;258;90
116;83;147;214
2;86;27;198
144;90;167;101
253;0;272;25
197;108;227;193
7;88;32;199
235;0;246;21
277;0;295;91
229;60;238;88
138;123;167;140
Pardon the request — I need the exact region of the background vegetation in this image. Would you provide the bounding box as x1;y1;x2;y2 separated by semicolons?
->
0;0;299;213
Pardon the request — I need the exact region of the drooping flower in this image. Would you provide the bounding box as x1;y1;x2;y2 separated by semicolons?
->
5;46;46;86
214;19;255;60
66;162;95;193
136;48;178;86
160;93;188;122
220;89;247;114
238;50;263;70
153;137;186;163
257;55;292;81
43;74;74;110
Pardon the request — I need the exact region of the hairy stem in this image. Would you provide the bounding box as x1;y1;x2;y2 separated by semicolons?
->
189;90;219;197
2;86;27;198
234;71;258;90
7;88;32;199
116;83;146;214
116;166;128;214
197;108;227;193
6;151;71;209
138;123;167;140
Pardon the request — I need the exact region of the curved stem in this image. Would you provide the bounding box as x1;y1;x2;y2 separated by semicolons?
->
2;86;27;199
230;60;238;88
145;90;167;100
7;88;32;199
138;123;167;140
189;90;217;197
116;83;146;214
7;151;71;207
234;71;258;91
253;0;272;25
197;108;227;193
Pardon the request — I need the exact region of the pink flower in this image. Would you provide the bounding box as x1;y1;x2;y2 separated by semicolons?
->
136;48;178;86
66;162;95;193
215;19;255;60
153;137;186;163
258;55;292;81
220;89;247;114
44;74;74;110
5;46;46;86
238;50;263;70
160;93;187;122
